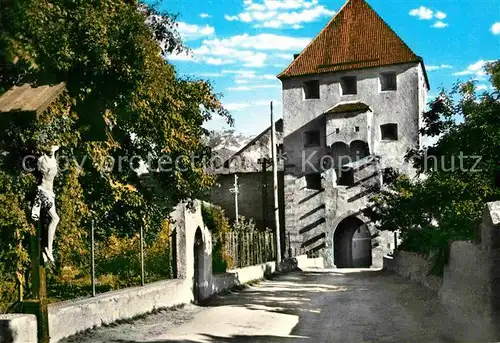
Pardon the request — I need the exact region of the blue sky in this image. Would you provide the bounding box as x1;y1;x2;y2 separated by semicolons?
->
160;0;500;136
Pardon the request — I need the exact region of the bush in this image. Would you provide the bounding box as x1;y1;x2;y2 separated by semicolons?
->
95;234;141;286
145;219;172;282
201;203;231;273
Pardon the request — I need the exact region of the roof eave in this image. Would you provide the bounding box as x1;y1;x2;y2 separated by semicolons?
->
277;59;424;81
416;56;431;91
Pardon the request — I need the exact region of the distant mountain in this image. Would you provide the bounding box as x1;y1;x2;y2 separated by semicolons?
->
203;129;255;163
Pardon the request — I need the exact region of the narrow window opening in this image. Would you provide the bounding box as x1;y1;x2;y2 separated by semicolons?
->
305;173;322;190
304;130;320;147
335;128;340;134
340;76;357;95
303;80;320;99
380;72;397;91
381;123;398;141
337;168;354;186
355;126;360;132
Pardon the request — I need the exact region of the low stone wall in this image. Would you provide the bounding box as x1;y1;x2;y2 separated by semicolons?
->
439;241;498;342
0;314;37;343
383;251;442;292
210;257;307;294
211;262;276;294
383;202;500;341
48;279;192;343
3;199;310;343
295;255;324;269
384;242;498;341
24;258;298;343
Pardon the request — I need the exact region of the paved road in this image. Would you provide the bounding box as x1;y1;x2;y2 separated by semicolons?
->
62;269;454;343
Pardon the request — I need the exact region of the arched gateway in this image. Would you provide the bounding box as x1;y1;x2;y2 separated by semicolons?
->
193;227;204;304
333;216;372;268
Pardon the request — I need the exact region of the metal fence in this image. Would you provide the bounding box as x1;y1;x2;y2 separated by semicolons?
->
214;231;276;270
38;219;176;305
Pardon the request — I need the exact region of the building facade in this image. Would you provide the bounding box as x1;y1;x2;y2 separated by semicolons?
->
278;0;429;267
207;120;286;256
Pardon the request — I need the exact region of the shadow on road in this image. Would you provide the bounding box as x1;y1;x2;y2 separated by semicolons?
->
202;269;358;317
112;334;302;343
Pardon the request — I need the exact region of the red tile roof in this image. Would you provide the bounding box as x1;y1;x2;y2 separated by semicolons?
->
277;0;428;88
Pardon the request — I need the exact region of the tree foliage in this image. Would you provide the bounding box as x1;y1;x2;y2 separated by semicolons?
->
0;0;231;306
365;61;500;273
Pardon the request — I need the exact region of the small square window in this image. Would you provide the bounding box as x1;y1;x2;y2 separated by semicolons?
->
304;130;320;147
335;128;340;134
380;72;397;91
340;76;357;95
303;80;320;99
355;126;360;132
337;168;354;186
305;173;322;190
381;123;398;141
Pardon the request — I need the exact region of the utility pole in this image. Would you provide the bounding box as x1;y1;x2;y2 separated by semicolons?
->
257;157;270;229
91;220;95;297
270;101;281;268
230;174;239;224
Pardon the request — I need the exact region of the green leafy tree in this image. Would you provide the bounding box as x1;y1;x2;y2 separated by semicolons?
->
365;61;500;273
0;0;231;307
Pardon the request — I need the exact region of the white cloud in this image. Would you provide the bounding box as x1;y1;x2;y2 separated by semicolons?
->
435;11;447;20
167;52;197;62
235;79;249;84
225;0;335;29
228;80;280;91
223;69;259;78
200;13;211;18
202;34;310;51
426;64;453;71
205;57;235;65
262;74;277;80
198;72;224;77
222;70;278;81
253;84;278;89
409;7;448;27
180;33;309;68
476;84;488;91
276;53;294;59
432;21;448;29
453;60;495;77
228;86;253;91
491;23;500;35
228;83;279;91
254;6;335;28
176;22;215;41
225;102;252;111
409;6;433;20
193;44;268;67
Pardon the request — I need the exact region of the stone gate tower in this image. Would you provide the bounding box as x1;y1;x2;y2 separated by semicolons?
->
277;0;429;268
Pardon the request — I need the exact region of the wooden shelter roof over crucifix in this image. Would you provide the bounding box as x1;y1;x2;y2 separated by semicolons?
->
0;82;66;115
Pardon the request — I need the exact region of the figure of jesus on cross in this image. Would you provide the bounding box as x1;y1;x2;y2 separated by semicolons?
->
31;145;60;265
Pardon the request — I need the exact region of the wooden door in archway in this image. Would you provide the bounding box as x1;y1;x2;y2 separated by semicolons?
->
334;216;371;268
351;224;372;267
193;228;203;304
